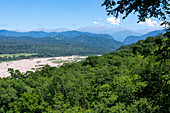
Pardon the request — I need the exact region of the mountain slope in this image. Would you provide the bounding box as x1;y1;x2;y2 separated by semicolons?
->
62;34;122;49
123;30;165;45
0;34;122;57
0;30;59;38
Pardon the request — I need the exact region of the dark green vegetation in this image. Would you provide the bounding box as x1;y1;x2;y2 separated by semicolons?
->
0;53;38;63
0;34;169;112
0;33;122;62
123;30;165;45
0;53;37;57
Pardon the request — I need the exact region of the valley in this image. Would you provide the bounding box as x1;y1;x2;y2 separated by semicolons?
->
0;29;165;78
0;0;169;112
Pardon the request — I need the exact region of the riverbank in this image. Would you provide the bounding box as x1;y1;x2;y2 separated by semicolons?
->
0;55;88;78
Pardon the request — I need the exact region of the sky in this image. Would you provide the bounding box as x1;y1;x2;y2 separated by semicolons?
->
0;0;165;31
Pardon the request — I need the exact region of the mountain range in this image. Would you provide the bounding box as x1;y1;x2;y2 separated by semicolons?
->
5;26;161;42
0;29;113;39
0;29;165;46
77;26;143;42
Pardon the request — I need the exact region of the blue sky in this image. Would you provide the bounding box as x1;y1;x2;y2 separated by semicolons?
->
0;0;164;31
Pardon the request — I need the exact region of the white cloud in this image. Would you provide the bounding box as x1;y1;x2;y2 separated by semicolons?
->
139;19;158;27
93;21;100;24
106;17;120;25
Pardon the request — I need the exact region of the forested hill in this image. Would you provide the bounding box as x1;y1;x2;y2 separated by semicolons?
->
0;34;122;58
0;33;169;112
0;30;114;39
123;30;165;45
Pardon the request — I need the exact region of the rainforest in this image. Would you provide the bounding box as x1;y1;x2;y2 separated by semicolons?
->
0;33;169;112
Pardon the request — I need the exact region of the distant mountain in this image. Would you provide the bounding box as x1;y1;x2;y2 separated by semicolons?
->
60;30;113;39
133;28;161;34
77;26;147;42
2;27;160;42
33;28;71;32
1;27;161;44
110;30;142;42
0;29;114;39
77;26;159;34
0;30;59;38
123;30;166;45
77;26;129;34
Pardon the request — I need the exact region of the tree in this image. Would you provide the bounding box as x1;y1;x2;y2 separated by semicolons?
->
102;0;170;22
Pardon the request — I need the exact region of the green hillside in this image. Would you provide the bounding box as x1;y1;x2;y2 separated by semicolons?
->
123;30;165;45
0;34;169;112
0;35;122;62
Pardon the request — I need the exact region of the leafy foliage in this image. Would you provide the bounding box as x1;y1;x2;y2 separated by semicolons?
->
102;0;170;22
0;35;169;112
